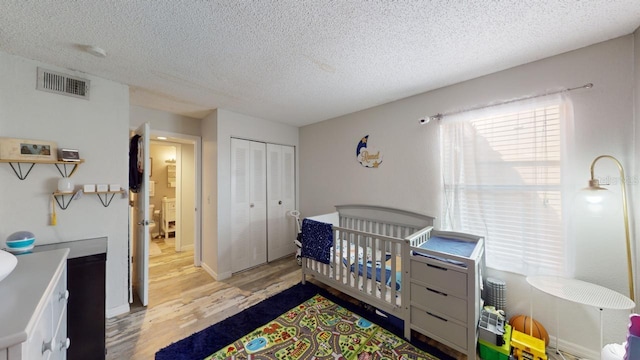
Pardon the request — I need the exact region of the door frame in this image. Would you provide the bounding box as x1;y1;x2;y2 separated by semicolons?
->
128;128;202;305
148;130;202;266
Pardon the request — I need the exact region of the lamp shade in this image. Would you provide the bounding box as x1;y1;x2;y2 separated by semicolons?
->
580;178;614;214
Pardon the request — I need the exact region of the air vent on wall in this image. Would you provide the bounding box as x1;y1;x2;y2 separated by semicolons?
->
36;67;90;100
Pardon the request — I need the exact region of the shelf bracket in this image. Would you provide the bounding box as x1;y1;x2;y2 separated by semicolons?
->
54;162;80;178
96;192;117;207
53;193;74;210
8;162;35;180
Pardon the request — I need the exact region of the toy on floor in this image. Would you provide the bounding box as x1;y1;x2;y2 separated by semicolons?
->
625;313;640;360
510;329;547;360
479;307;507;346
288;210;303;265
479;324;512;360
509;314;549;346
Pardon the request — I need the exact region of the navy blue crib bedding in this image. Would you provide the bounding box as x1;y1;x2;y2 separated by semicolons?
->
300;218;333;264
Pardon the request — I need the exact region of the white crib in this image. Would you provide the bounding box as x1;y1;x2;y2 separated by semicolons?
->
300;204;485;360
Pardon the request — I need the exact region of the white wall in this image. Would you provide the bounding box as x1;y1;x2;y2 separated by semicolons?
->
201;110;218;276
130;105;201;137
200;109;299;279
299;35;637;357
0;51;130;317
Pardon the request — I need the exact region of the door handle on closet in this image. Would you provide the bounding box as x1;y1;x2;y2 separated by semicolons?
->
278;200;282;205
250;203;255;208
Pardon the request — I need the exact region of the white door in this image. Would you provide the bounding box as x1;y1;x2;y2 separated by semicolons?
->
231;139;267;273
267;144;296;262
134;122;150;306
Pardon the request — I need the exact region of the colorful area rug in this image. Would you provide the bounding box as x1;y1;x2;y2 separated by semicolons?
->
155;282;453;360
206;294;438;359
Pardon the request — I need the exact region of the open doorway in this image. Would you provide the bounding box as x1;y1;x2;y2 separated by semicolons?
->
129;129;202;306
148;140;194;253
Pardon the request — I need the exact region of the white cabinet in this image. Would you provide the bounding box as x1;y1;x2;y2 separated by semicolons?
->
408;233;484;360
162;197;176;239
230;139;296;273
0;249;70;360
410;260;471;350
266;143;296;262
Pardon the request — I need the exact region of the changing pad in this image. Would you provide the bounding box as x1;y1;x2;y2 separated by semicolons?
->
413;236;477;267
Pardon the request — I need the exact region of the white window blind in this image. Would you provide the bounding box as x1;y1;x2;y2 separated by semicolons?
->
441;96;569;276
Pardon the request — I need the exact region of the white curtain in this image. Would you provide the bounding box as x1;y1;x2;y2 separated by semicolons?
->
440;93;574;276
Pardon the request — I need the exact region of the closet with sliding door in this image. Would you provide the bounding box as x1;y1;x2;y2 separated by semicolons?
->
230;138;296;273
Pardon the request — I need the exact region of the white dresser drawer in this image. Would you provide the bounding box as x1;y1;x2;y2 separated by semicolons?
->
410;259;467;297
25;299;53;360
50;308;69;360
410;283;467;323
411;306;468;350
51;268;68;332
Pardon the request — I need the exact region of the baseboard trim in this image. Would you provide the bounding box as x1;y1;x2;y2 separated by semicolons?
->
549;335;600;359
180;243;194;251
200;262;231;281
106;303;130;319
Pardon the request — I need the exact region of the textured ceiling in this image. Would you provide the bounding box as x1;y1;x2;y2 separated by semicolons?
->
1;1;639;127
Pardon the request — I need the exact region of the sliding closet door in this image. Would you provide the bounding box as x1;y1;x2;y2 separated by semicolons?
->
267;144;296;262
231;138;267;273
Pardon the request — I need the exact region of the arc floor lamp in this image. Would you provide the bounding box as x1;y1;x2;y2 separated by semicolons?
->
583;155;634;301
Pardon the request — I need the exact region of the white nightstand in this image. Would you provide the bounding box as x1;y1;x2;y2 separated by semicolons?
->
161;197;176;239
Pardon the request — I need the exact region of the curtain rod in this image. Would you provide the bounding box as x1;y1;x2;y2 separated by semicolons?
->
419;82;593;124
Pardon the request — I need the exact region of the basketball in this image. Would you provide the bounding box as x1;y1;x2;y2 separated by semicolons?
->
509;314;549;346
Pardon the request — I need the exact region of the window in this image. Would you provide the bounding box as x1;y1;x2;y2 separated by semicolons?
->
440;95;571;276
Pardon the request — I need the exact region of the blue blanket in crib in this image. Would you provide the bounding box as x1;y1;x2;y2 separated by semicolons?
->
344;254;402;291
301;218;333;264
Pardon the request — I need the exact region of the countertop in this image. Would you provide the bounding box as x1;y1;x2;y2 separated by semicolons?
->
33;237;107;259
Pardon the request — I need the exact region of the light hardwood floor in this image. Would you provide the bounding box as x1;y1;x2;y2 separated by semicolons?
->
105;237;577;360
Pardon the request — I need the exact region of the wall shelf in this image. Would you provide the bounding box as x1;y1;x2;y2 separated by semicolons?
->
52;191;78;210
85;190;126;207
0;159;84;180
53;190;124;210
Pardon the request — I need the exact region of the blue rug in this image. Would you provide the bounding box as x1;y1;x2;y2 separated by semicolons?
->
155;282;454;360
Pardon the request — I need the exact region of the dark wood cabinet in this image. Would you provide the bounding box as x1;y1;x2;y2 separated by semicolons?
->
67;253;106;359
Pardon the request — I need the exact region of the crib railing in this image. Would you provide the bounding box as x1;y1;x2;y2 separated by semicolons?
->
302;225;408;316
405;226;434;248
339;214;421;239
